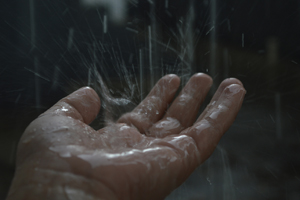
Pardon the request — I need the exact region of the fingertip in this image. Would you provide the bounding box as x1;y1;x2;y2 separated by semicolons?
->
211;78;244;100
224;84;246;110
223;83;245;109
222;78;243;87
193;72;212;79
72;87;101;123
163;74;181;87
70;86;101;109
192;73;213;86
151;74;181;97
79;86;101;105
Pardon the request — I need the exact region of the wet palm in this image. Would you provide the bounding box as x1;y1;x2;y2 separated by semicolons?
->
7;73;245;200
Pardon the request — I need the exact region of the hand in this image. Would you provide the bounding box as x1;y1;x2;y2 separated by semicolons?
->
7;73;245;200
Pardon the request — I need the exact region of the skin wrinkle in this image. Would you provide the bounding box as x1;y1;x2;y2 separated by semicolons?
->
77;147;173;168
101;124;144;149
36;159;117;199
64;186;91;200
177;93;194;106
39;102;84;122
188;122;218;162
164;135;200;164
19;117;101;166
60;101;86;122
85;147;179;200
48;140;179;199
136;96;163;118
38;168;116;200
148;117;183;137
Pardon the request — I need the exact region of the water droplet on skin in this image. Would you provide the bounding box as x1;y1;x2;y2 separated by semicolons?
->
22;135;35;144
209;104;229;119
178;93;193;106
65;186;93;200
152;117;181;137
156;110;159;115
50;126;70;133
156;117;180;129
61;106;68;112
195;122;210;135
209;111;219;119
60;152;72;158
166;135;196;158
76;147;168;170
49;145;85;158
120;125;130;131
147;105;152;111
137;109;143;115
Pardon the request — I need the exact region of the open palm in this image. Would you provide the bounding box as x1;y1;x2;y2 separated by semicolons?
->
8;73;245;200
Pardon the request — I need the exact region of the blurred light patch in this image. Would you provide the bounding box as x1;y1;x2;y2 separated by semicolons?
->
81;0;127;23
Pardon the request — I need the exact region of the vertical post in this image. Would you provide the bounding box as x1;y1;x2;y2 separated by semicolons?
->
29;0;40;109
210;0;217;81
34;57;40;108
29;0;36;48
139;49;144;101
223;48;229;79
148;26;154;87
67;28;74;50
88;67;92;86
275;92;282;139
103;14;107;34
186;0;195;76
165;0;168;9
266;37;279;66
149;0;160;87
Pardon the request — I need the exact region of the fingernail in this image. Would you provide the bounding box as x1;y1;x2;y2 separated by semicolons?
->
225;84;246;95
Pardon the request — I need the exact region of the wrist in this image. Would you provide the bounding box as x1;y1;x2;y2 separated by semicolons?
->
7;165;118;200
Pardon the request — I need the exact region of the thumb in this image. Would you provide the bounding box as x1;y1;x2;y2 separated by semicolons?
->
41;87;101;124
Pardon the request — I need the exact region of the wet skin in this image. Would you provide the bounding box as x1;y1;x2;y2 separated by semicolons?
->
7;73;246;200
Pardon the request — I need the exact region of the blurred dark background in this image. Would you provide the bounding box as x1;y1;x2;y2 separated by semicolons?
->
1;0;300;199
